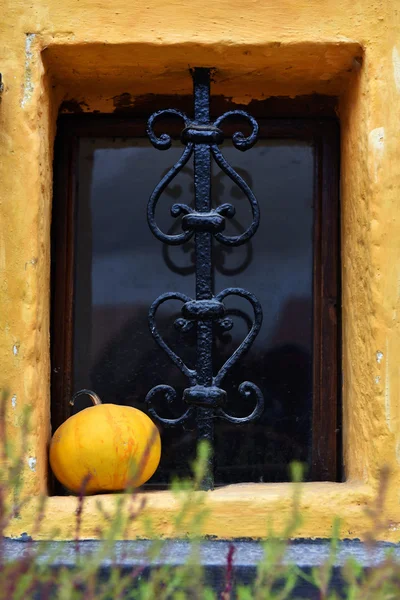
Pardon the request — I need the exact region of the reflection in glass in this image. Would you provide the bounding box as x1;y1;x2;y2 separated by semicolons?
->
73;137;314;485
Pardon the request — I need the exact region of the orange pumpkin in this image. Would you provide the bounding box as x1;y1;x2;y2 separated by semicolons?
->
49;390;161;494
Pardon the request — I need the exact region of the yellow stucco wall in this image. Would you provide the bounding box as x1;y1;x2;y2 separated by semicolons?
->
1;0;400;540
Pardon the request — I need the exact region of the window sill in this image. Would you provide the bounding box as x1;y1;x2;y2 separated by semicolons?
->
6;482;378;541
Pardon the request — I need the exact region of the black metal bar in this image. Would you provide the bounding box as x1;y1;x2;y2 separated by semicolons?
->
193;68;214;489
145;68;265;490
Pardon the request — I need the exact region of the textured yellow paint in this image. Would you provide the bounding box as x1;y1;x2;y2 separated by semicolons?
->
4;482;379;541
1;0;400;540
44;41;361;110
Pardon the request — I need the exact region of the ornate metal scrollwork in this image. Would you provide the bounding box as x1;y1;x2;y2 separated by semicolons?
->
145;67;265;489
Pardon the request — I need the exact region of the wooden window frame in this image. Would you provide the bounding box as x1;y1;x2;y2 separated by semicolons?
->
51;101;340;490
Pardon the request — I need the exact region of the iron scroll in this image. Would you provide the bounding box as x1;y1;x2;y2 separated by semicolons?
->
145;68;265;489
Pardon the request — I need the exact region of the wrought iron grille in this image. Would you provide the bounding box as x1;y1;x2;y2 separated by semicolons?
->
145;68;265;489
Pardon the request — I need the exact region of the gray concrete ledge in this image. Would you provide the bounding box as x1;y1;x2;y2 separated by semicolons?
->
3;538;400;568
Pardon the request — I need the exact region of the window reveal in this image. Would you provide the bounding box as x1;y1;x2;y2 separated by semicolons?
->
51;85;340;491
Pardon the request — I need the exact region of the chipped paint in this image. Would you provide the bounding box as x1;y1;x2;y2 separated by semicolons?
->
369;127;385;182
24;258;37;270
375;376;381;384
393;46;400;92
59;98;89;113
11;395;17;408
112;92;135;112
376;351;384;364
28;457;37;472
370;127;385;150
21;34;35;108
12;344;19;356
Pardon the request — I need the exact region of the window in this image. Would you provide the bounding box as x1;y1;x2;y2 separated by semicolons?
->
51;95;340;493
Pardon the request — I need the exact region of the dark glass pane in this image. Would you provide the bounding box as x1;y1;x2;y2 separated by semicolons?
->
73;135;314;485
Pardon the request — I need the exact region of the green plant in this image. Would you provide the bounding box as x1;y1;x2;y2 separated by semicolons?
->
1;388;400;599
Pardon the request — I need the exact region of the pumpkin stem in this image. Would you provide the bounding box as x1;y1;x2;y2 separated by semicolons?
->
70;389;103;407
